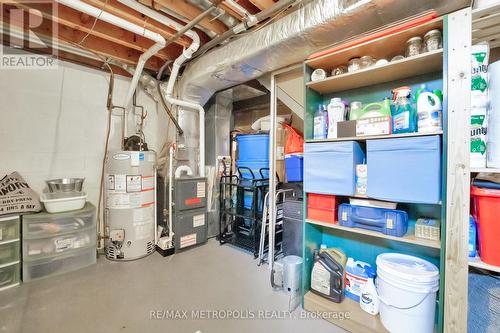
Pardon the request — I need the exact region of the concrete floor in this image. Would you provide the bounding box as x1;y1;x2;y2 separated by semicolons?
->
0;240;344;333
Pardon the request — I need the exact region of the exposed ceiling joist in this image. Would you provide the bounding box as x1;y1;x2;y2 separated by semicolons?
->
247;0;275;11
9;1;179;62
153;0;228;35
80;0;193;46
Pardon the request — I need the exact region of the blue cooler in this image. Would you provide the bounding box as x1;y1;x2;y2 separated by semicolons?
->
285;154;303;182
236;134;269;160
338;203;409;237
304;141;365;195
367;135;441;204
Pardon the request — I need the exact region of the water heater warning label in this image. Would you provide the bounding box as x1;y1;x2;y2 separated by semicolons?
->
108;174;126;192
126;175;141;192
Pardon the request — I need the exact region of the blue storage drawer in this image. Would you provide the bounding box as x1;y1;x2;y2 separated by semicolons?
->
367;135;441;204
338;203;409;237
304;141;365;195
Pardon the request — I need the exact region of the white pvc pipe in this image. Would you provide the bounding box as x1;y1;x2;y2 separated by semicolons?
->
168;145;174;243
56;0;166;111
119;0;205;177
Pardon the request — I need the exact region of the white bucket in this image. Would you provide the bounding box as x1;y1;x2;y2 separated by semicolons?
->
376;253;439;333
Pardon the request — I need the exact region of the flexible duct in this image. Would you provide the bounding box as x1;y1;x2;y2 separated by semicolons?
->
119;0;205;178
179;0;469;106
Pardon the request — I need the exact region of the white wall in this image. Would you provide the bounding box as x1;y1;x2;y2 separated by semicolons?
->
0;53;169;207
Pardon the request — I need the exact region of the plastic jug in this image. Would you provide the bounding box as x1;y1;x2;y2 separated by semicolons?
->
392;86;417;134
417;91;442;133
360;266;379;315
313;104;328;140
345;258;372;302
327;98;346;139
351;99;391;120
310;247;347;303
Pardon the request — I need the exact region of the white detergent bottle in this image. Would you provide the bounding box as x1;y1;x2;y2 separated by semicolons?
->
327;98;346;139
417;91;442;133
360;267;379;315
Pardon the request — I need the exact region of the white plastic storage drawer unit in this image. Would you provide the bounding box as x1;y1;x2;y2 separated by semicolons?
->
0;262;20;291
0;241;20;266
304;141;365;196
0;216;20;243
22;203;96;239
22;203;97;281
23;247;96;282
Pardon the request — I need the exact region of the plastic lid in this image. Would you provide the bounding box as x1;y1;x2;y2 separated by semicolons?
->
471;186;500;197
320;244;327;249
332;97;342;103
376;253;439;285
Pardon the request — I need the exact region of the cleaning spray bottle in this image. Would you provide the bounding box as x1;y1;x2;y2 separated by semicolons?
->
359;266;379;315
314;104;328;140
392;86;417;134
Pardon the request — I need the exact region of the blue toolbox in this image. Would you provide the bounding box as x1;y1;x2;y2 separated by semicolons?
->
338;203;409;237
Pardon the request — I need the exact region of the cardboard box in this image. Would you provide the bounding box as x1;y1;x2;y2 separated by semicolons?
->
356;116;392;137
337;120;357;138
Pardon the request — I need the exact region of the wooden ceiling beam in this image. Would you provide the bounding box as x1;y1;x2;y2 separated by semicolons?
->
79;0;193;46
247;0;275;11
9;1;179;61
153;0;228;35
1;5;161;71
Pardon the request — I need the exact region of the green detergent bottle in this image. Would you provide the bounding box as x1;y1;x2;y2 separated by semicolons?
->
392;86;417;134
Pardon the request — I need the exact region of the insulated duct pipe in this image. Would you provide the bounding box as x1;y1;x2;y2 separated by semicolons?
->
195;0;296;56
119;0;205;177
56;0;165;110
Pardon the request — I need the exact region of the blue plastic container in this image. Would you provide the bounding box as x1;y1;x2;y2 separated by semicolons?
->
338;203;409;237
236;160;269;179
285;154;303;182
469;215;477;258
236;134;269;161
304;141;365;195
366;135;441;204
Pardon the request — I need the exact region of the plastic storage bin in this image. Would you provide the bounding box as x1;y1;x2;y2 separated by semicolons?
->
236;134;269;160
0;263;20;291
304;141;365;195
285;154;304;182
0;241;20;266
338;203;409;237
471;186;500;266
23;247;96;282
0;216;20;243
307;193;337;223
367;135;441;204
23;227;96;260
22;203;96;239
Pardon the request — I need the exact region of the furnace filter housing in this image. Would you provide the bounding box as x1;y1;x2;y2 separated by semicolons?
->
105;151;156;260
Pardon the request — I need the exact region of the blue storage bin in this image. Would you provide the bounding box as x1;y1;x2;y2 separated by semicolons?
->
236;160;269;179
304;141;365;195
367;135;441;204
285;154;303;182
338;203;409;237
236;134;269;160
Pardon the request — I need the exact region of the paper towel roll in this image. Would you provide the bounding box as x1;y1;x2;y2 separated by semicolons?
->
488;60;500;168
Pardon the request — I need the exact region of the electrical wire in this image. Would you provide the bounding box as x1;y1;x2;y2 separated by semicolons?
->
75;0;110;46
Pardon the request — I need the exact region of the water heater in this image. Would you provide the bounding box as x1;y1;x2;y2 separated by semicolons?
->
105;150;156;260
